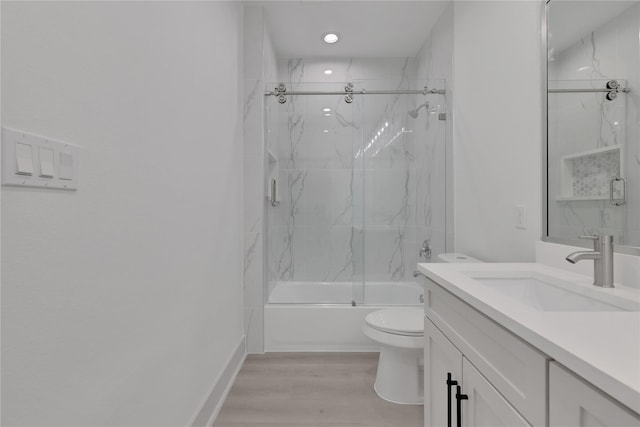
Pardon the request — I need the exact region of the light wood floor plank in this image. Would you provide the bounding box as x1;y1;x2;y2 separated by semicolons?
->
214;353;423;427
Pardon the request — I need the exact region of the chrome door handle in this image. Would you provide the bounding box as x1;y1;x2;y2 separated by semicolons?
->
610;177;626;206
270;179;278;207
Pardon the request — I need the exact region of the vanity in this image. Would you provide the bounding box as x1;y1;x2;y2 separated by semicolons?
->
418;262;640;427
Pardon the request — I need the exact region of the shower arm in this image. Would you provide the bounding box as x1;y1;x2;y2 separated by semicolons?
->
409;102;430;118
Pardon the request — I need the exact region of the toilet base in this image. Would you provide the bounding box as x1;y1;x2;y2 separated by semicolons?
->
374;346;424;405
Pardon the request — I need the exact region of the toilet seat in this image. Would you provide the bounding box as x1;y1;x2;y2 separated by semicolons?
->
365;308;424;337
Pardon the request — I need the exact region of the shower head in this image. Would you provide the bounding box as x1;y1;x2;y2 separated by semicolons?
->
409;102;429;119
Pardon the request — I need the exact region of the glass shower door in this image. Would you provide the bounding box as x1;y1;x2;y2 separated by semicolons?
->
356;78;447;304
265;82;365;305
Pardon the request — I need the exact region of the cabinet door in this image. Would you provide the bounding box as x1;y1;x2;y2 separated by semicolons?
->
461;358;531;427
425;317;463;427
550;362;640;427
425;279;546;426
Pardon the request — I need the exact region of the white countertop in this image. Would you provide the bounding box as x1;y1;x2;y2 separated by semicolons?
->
418;262;640;414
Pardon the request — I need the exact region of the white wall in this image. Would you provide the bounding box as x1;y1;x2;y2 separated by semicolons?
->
452;1;543;262
1;2;244;425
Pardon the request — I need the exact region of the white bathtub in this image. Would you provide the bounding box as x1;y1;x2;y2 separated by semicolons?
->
265;281;423;352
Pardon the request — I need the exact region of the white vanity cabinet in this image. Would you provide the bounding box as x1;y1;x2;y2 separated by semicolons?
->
549;362;640;427
424;318;462;427
422;274;640;427
423;277;547;427
425;318;531;427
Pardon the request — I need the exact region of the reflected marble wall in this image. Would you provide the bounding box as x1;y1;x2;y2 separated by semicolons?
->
548;3;640;245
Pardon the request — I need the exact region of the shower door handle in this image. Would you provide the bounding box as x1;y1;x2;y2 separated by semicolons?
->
610;177;626;206
270;179;278;207
446;372;458;427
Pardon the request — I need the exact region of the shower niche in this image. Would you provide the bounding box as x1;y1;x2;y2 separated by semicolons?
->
557;144;624;202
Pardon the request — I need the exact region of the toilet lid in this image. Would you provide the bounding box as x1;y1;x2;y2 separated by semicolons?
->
365;308;424;336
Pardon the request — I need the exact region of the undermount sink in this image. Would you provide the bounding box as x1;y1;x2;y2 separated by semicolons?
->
467;273;640;312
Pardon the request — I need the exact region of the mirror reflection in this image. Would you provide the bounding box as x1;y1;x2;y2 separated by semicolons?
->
546;0;640;248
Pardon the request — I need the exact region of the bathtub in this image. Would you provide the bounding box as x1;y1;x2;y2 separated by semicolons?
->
264;281;423;352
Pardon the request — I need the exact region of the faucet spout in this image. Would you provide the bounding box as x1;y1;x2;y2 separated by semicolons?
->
565;234;614;288
565;250;601;264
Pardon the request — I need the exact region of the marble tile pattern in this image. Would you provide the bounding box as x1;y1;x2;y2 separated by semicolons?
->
415;4;453;263
242;7;279;353
266;57;448;286
571;150;620;197
548;3;640;245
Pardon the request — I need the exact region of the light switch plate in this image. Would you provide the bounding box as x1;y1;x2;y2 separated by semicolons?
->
39;147;55;178
2;127;79;190
16;143;34;175
59;152;73;180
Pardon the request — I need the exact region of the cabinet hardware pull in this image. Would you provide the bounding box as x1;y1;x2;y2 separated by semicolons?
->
456;385;468;427
447;373;458;427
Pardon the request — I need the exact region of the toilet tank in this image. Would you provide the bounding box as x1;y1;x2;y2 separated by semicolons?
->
436;252;483;263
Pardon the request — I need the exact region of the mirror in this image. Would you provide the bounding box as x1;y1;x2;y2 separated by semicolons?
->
545;0;640;251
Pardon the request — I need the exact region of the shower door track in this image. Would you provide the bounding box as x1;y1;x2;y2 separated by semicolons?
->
265;82;446;104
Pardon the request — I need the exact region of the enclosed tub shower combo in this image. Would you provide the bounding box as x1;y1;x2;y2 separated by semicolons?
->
262;74;448;352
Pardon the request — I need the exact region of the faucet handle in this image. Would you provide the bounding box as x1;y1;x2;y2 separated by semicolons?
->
579;235;599;240
579;235;600;250
579;234;614;248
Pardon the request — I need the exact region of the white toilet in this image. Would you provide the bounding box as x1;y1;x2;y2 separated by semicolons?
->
363;252;483;405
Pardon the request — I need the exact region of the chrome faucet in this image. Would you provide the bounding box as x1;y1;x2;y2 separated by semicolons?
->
565;235;614;288
419;240;431;259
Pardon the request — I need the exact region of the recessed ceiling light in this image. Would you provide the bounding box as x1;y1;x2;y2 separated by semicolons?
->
323;33;339;44
323;129;329;133
323;108;331;112
324;113;332;117
324;69;333;75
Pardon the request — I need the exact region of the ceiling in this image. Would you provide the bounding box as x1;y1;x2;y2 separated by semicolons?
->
256;1;450;58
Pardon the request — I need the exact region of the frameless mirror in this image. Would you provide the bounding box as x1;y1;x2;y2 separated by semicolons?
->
545;0;640;252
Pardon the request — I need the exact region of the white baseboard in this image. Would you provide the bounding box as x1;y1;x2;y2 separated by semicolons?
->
189;336;246;427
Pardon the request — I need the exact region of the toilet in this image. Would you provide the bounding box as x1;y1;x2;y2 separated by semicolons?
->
363;252;483;405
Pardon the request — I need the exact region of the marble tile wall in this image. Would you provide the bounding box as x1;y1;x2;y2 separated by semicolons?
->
267;56;449;286
243;6;278;353
246;5;453;347
415;3;454;262
548;3;640;245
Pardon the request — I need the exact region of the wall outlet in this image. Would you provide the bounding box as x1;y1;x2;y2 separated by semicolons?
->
515;205;527;229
